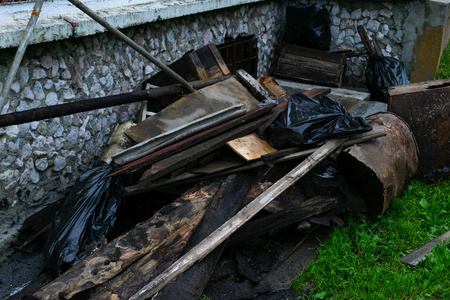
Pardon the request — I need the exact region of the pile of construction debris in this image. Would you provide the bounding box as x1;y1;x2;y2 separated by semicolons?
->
14;40;422;300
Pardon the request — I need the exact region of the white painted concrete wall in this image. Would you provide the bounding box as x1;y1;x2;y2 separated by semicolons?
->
0;0;266;49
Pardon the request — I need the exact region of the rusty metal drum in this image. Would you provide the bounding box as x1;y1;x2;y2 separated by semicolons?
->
338;112;419;219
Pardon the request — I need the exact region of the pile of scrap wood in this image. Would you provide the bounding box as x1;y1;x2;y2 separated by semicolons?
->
29;46;420;300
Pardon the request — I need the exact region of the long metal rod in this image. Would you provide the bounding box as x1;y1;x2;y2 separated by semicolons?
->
0;77;230;128
0;0;45;113
67;0;195;93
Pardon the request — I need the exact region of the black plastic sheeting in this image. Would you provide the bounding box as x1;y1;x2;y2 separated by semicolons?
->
267;94;372;148
366;54;410;102
44;161;123;274
284;4;331;51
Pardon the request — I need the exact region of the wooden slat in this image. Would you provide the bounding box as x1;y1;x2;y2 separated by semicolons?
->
282;44;344;63
236;69;273;100
226;133;277;161
275;63;338;87
281;52;341;72
208;44;231;76
188;51;209;80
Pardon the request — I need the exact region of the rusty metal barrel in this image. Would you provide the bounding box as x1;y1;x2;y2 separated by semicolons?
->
337;112;419;219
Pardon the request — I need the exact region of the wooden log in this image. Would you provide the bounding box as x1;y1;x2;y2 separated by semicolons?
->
153;171;259;300
107;104;274;178
128;138;348;300
33;181;221;300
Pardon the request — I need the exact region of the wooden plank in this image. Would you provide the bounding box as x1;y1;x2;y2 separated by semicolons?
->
227;196;338;246
281;52;341;72
107;104;274;178
226;133;277;161
136;114;271;188
125;77;260;143
400;230;450;266
275;63;339;87
128;138;348;300
236;69;273;100
282;44;344;63
33;181;221;300
257;76;287;99
188;51;209;80
208;44;231;76
357;26;378;55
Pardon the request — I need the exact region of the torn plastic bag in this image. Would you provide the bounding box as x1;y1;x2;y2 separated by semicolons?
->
366;54;410;102
267;93;372;148
44;161;123;274
284;4;331;51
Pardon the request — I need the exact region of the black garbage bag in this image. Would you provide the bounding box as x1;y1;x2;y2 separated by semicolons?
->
366;54;410;102
284;4;331;51
267;94;372;148
44;161;123;274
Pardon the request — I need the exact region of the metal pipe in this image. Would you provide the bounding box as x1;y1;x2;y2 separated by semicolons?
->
67;0;195;93
0;77;230;128
0;0;45;113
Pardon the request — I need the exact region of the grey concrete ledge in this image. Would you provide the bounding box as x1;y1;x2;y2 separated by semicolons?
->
0;0;266;49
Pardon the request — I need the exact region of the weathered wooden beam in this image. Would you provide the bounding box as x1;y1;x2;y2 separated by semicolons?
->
236;69;273;100
33;181;221;300
128;138;348;300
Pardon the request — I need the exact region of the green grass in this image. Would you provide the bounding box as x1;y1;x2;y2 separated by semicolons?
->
436;43;450;79
292;180;450;299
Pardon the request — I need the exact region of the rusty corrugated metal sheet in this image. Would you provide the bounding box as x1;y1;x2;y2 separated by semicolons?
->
338;112;419;219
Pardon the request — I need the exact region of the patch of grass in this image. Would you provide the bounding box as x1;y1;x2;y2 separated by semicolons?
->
292;180;450;299
436;43;450;79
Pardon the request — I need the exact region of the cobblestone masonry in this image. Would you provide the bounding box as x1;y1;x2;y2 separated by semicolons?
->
0;0;423;252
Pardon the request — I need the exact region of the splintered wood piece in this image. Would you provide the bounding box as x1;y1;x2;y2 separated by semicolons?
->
188;51;209;80
128;138;348;300
236;69;273;100
33;182;221;300
125;77;259;143
226;133;277;161
208;44;231;76
257;75;288;99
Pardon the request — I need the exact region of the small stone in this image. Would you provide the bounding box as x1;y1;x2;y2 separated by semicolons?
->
63;88;75;100
1;155;15;167
351;8;361;19
62;69;71;80
90;83;101;94
53;156;66;172
45;92;59;106
22;86;35;100
30;121;39;130
44;79;53;89
6;125;19;138
331;3;339;15
376;32;384;40
32;68;47;80
84;66;95;79
340;8;350;19
370;10;379;19
0;169;14;181
367;19;380;32
59;58;67;69
380;24;389;35
332;16;340;26
35;157;49;171
362;9;370;18
40;55;53;69
10;82;20;93
340;19;354;29
386;44;392;53
22;143;32;159
15;158;23;168
379;8;393;18
19;67;29;85
34;82;45;100
30;168;40;184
